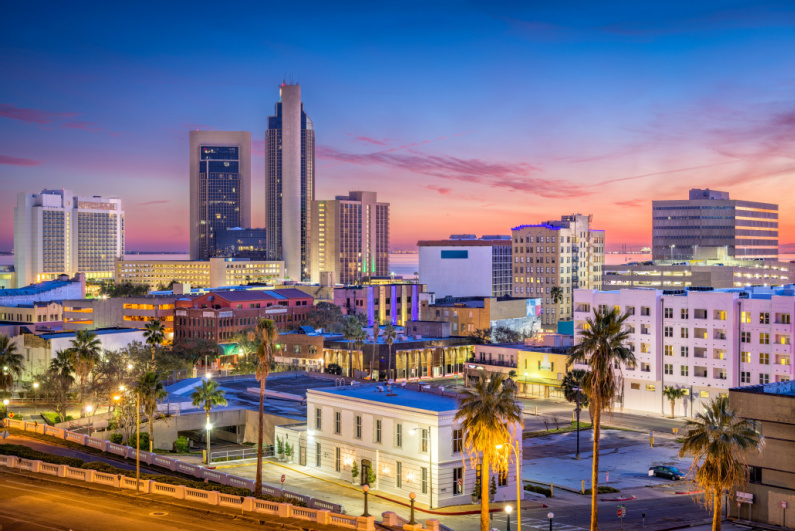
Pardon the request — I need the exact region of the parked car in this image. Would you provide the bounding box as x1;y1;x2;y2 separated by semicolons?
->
649;465;684;480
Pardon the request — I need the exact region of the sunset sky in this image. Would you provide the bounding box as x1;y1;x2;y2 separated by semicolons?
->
1;1;794;251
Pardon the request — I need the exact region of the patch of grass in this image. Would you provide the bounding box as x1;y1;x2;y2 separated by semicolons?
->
524;422;593;439
581;486;621;495
523;484;552;497
41;412;73;425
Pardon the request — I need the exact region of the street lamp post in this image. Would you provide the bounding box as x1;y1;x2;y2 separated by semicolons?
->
408;492;416;525
573;386;581;460
205;420;213;465
547;512;554;531
2;398;8;419
362;484;370;517
496;441;522;531
506;505;513;531
670;244;675;261
85;405;93;435
32;382;39;408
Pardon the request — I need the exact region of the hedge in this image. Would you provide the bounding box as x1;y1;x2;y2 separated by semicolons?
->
523;484;552;497
0;443;84;468
582;486;621;495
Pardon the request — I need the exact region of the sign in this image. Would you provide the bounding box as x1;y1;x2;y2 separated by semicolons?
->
617;505;626;518
782;502;788;509
736;492;753;503
8;413;13;419
457;478;463;487
281;474;285;484
0;430;8;439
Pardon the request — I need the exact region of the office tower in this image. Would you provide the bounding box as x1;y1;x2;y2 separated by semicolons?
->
417;235;512;299
310;191;389;285
189;131;251;261
215;227;268;260
652;188;778;261
512;214;605;328
14;189;124;287
265;83;315;281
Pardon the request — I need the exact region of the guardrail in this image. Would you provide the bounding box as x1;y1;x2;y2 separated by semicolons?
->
210;446;272;464
0;452;371;530
2;418;343;515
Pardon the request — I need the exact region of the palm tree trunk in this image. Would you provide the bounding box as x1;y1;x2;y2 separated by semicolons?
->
149;410;154;452
670;400;675;419
480;453;490;531
713;494;722;531
591;399;601;531
255;373;265;496
387;345;392;381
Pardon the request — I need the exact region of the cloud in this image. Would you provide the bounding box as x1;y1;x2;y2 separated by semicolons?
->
62;120;104;133
346;133;388;146
426;185;452;195
139;200;170;206
0;104;77;125
0;154;42;166
252;139;266;156
614;199;645;208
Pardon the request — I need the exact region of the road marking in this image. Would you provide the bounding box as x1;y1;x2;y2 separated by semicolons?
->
0;509;68;530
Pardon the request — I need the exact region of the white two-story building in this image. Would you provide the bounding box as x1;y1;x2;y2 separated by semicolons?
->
275;384;522;508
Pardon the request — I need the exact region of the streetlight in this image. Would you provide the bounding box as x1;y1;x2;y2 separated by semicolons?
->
2;398;8;418
85;405;94;435
408;492;417;525
127;363;133;371
670;244;675;261
547;512;554;531
205;420;213;464
496;441;522;531
361;484;370;517
505;505;513;531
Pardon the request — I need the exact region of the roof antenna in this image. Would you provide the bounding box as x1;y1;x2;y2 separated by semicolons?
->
297;72;299;85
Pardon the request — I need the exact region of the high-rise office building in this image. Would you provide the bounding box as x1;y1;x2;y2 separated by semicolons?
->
265;83;315;281
652;188;778;261
14;189;124;287
512;214;605;328
310;191;389;285
189;131;251;261
215;227;267;260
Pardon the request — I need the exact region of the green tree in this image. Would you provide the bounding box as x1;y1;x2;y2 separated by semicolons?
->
454;372;522;531
369;318;381;380
493;326;522;344
383;323;397;381
567;306;634;531
326;363;342;376
0;335;23;399
48;350;75;423
550;286;564;305
342;316;362;378
254;319;278;496
136;371;167;452
143;320;166;368
191;378;228;464
663;386;687;419
468;328;492;345
561;369;591;416
69;330;102;410
679;396;764;531
351;461;359;483
100;281;149;297
302;302;345;333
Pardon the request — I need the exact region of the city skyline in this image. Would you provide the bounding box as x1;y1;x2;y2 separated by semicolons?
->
2;1;795;252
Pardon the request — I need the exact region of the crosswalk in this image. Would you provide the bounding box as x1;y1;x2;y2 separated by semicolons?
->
520;516;587;530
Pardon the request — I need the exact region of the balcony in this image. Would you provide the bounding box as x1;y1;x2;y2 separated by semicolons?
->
713;330;727;340
694;309;708;320
474;357;517;369
694;328;708;340
713;368;727;380
694;367;708;378
694;348;707;359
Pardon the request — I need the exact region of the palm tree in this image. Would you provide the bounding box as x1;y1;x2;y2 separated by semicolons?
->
679;396;763;531
369;318;381;380
454;371;522;531
69;330;102;410
663;386;687;419
561;369;591;415
143;319;166;368
49;350;76;423
191;378;228;464
550;286;564;305
254;318;278;496
354;328;366;376
136;371;167;452
567;306;634;531
341;316;362;378
0;335;24;399
383;323;397;381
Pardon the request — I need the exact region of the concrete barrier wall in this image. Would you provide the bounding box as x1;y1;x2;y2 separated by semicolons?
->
0;452;373;530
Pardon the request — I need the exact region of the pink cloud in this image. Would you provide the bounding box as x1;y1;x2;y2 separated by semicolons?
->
0;155;42;166
614;199;645;208
62;120;104;133
139;200;170;206
426;185;452;194
0;104;78;125
346;133;389;146
252;138;266;156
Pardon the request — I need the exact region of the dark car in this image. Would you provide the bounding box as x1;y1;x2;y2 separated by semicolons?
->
649;465;684;480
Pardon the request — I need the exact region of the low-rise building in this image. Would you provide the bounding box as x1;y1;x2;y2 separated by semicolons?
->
62;295;179;342
421;296;541;337
272;327;329;371
603;259;794;290
0;274;85;306
0;265;15;290
0;302;62;328
334;281;427;327
729;381;795;528
275;384;522;508
115;257;284;289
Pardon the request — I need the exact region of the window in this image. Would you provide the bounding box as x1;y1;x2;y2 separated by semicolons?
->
741;351;751;363
760;333;770;345
681;309;689;319
664;308;673;319
664;326;673;338
395;424;402;448
741;311;751;323
779;313;791;324
335;412;341;434
631;382;640;390
749;466;762;484
453;467;464;495
421;467;428;494
641;306;650;316
699;391;710;398
760;353;769;365
759;373;770;384
740;371;751;384
646;384;656;391
335;447;341;472
664;364;673;375
760;312;770;325
420;429;428;452
714;310;727;321
498;467;508;487
680;365;689;377
741;331;751;343
355;416;362;439
681;328;689;339
396;462;402;488
452;429;463;453
316;443;321;468
681;346;689;357
315;408;322;430
664;345;673;356
375;420;382;444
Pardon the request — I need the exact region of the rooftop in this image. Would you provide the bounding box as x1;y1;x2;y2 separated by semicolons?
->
308;383;460;413
417;239;511;247
0;279;75;298
732;381;795;397
39;327;144;340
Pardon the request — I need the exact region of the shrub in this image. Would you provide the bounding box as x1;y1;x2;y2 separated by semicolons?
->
523;484;552;497
174;436;189;453
132;432;150;450
0;443;84;468
42;412;73;425
110;433;124;444
582;486;621;495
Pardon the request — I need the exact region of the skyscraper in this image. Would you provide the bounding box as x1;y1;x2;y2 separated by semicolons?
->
265;83;315;281
310;191;390;285
189;131;251;261
14;189;124;287
652;188;778;260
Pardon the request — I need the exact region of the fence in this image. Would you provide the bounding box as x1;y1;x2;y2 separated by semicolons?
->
2;418;343;515
0;451;372;530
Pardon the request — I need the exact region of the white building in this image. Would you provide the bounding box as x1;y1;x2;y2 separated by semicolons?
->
418;235;512;299
14;189;124;288
275;384;522;508
574;286;795;416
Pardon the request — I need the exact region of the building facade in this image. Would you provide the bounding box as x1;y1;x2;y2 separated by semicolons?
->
310;191;390;285
574;286;795;416
418;235;512;299
115;257;284;289
0;302;62;328
214;228;267;260
14;190;124;287
265;83;315;281
421;296;541;337
603;259;794;290
189;131;252;261
334;282;426;327
652;188;778;260
0;274;85;306
275;384;521;508
512;214;605;328
62;295;179;342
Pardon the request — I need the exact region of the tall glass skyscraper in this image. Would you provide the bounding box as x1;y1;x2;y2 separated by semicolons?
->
265;83;315;281
189;131;251;260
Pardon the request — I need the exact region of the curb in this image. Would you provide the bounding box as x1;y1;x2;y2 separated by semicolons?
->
600;495;636;502
656;520;714;531
674;490;703;495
